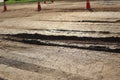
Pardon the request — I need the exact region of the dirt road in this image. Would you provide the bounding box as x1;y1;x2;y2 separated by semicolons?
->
0;0;120;80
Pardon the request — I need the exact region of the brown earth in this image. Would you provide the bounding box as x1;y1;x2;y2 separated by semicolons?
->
0;0;120;80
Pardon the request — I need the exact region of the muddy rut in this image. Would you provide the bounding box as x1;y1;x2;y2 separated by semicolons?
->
1;33;120;53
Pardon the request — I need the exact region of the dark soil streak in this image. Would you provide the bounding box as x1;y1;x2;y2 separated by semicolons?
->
7;33;120;43
81;20;120;23
29;29;120;34
36;19;120;23
0;56;88;80
1;33;120;53
4;37;120;53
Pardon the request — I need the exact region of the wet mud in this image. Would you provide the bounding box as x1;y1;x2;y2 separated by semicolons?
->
1;33;120;53
81;20;120;23
4;33;120;43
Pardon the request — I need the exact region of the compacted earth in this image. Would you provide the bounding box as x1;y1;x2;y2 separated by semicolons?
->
0;0;120;80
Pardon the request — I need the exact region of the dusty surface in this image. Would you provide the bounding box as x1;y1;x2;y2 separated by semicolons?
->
0;0;120;80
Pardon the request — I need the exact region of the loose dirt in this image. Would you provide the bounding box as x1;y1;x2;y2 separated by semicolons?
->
0;0;120;80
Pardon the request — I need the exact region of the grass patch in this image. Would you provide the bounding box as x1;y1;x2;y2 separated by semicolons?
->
0;0;44;5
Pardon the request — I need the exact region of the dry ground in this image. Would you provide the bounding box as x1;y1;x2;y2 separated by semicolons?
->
0;0;120;80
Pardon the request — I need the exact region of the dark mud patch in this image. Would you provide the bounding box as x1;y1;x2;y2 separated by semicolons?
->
0;56;90;80
81;20;120;23
1;33;120;53
6;33;120;43
6;38;120;53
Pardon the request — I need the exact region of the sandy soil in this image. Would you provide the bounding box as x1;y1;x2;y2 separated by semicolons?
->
0;0;120;80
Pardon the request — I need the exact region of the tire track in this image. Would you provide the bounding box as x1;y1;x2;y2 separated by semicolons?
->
1;33;120;53
0;56;90;80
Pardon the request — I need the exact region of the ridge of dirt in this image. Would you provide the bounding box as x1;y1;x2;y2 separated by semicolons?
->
1;33;120;53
